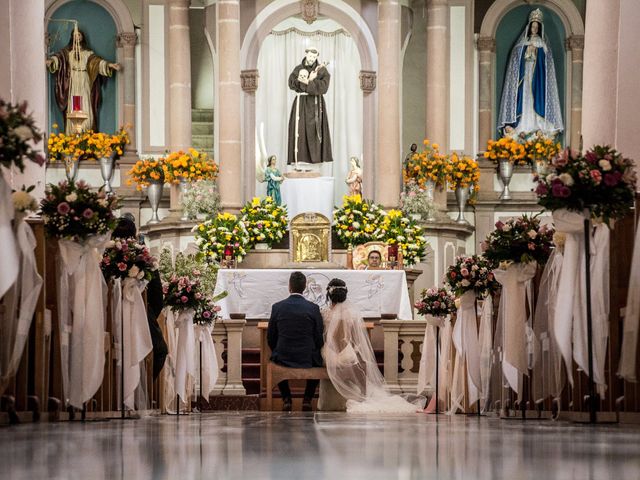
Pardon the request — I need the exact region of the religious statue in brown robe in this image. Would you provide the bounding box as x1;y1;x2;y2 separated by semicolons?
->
287;47;333;166
46;27;120;133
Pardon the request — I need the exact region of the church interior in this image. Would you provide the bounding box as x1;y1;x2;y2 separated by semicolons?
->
1;0;640;478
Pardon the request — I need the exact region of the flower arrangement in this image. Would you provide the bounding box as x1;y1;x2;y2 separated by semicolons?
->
415;287;456;317
379;209;427;266
39;179;119;241
446;153;481;191
333;194;386;246
126;157;167;190
0;99;45;171
523;132;560;164
482;214;554;268
47;126;130;162
534;146;637;224
162;148;219;183
163;274;203;312
12;185;38;213
101;238;158;282
400;183;438;219
484;136;527;165
445;255;499;298
194;295;223;325
182;180;220;219
240;196;288;248
403;139;448;188
194;212;250;262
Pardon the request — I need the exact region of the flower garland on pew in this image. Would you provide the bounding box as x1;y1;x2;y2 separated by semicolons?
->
101;238;159;411
481;214;555;397
39;180;119;409
415;287;457;412
445;255;499;413
534;146;637;397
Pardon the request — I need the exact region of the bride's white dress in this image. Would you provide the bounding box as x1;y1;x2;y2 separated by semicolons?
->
319;302;424;413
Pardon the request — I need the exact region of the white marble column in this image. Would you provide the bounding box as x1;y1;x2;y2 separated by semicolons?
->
168;0;192;152
217;0;243;211
425;0;449;150
476;36;495;153
376;0;401;208
566;36;584;152
117;32;138;158
581;0;621;147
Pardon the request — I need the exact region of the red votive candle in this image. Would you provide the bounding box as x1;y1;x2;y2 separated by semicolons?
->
224;245;234;258
72;96;82;111
388;244;398;259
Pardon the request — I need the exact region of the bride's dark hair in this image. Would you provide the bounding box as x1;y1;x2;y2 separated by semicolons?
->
326;278;348;304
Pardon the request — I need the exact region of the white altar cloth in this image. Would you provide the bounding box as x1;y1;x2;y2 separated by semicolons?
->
281;177;334;221
214;269;414;320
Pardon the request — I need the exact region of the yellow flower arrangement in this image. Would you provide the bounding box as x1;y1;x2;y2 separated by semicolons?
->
47;125;130;162
484;136;527;165
127;157;167;190
403;139;448;188
446;153;480;190
162;148;219;183
523;132;561;164
333;194;386;246
378;209;427;266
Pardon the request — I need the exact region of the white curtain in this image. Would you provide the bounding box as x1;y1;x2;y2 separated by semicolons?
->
256;18;363;206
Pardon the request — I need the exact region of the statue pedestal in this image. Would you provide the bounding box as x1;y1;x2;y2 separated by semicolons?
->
284;171;320;179
281;176;334;222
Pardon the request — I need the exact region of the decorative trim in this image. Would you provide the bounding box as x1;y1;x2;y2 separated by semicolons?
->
301;0;319;24
240;69;259;93
476;36;496;52
565;35;584;51
117;31;138;48
359;70;376;93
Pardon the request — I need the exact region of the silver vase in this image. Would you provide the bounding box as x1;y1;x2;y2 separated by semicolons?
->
64;156;79;182
179;178;189;221
99;154;117;193
531;158;549;178
147;181;164;224
424;179;437;222
454;186;470;225
498;159;514;200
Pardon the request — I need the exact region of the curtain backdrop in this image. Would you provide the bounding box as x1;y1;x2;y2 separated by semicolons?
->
256;18;363;206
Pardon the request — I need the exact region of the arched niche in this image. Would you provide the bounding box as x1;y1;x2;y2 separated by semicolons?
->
477;0;584;150
45;0;135;134
239;0;377;202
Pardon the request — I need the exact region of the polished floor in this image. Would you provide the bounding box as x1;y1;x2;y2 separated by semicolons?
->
1;412;640;480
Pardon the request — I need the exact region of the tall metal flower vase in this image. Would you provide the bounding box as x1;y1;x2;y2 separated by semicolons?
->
147;180;164;225
424;179;437;222
531;157;549;178
99;153;117;193
64;155;79;182
498;159;514;200
454;186;470;225
179;178;190;221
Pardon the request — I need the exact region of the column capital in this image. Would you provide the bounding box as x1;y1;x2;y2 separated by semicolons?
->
565;35;585;51
240;69;259;93
117;32;138;48
359;70;377;93
167;0;191;6
301;0;319;24
427;0;449;7
476;36;496;52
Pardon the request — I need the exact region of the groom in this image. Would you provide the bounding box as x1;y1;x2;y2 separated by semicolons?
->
267;271;324;411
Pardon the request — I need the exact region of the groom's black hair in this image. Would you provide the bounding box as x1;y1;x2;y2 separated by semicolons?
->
289;271;307;294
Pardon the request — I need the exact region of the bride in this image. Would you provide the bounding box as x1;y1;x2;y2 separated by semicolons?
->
320;278;425;413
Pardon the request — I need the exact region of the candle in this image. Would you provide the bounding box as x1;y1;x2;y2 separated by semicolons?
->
387;244;398;259
224;245;234;258
72;96;82;111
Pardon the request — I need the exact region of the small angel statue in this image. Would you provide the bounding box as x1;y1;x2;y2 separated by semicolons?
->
255;123;284;205
345;156;363;197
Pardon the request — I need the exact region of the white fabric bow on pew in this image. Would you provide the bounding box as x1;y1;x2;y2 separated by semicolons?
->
0;176;19;299
194;323;219;400
618;218;640;382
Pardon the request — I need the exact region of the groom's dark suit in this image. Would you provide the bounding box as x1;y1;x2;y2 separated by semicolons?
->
267;293;324;401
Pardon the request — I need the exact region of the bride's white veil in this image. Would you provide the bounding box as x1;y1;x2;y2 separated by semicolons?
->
323;287;425;412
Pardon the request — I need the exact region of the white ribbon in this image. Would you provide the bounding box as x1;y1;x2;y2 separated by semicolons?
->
0;216;43;390
58;234;111;408
174;308;196;404
0;175;19;299
195;323;219;399
478;296;493;410
450;291;482;411
552;209;609;393
493;262;537;394
619;220;640;382
112;278;153;410
417;315;450;395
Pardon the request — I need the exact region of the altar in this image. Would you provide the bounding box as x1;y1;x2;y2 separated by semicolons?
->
281;177;335;221
214;269;414;320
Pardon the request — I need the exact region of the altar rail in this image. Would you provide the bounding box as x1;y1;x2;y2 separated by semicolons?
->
380;319;426;395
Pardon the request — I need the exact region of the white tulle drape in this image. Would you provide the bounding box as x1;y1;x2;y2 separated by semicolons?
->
322;302;424;413
619;220;640;382
0;175;19;299
195;323;219;400
256;18;362;205
417;315;453;410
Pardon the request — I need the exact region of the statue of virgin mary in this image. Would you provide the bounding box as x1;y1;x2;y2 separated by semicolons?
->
498;9;563;137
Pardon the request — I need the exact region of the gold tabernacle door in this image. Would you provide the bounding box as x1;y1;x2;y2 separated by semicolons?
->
290;212;331;263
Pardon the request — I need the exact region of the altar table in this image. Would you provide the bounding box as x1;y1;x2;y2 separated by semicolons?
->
214;269;414;320
281;176;334;221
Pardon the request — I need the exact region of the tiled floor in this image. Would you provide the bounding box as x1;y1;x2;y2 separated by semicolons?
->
1;412;639;479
